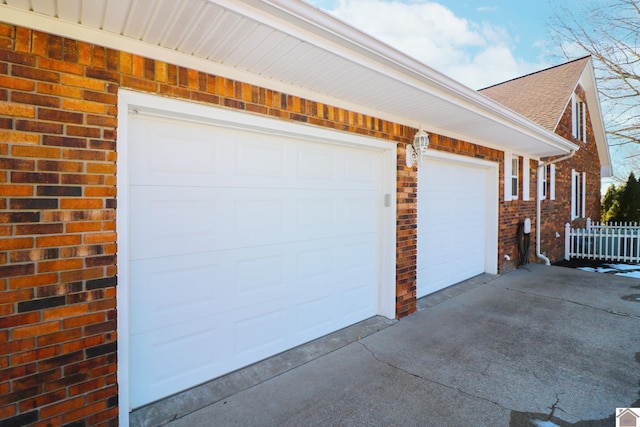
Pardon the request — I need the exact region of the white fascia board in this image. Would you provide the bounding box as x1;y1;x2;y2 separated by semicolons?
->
581;63;612;177
522;156;530;201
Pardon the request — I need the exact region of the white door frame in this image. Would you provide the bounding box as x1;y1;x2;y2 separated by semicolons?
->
419;150;499;286
116;89;397;425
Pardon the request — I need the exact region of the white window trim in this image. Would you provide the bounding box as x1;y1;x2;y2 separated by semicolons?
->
571;169;577;219
571;94;587;143
549;164;556;200
504;151;512;201
539;164;547;200
571;169;583;220
571;95;577;139
510;154;519;200
582;171;587;218
581;102;587;143
522;156;530;201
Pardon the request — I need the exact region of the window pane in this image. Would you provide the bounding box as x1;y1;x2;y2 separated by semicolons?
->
573;173;581;218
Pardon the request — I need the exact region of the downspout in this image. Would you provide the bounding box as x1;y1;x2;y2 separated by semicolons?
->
536;150;577;265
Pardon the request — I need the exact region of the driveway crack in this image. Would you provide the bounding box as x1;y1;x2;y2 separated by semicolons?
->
357;340;511;412
501;286;640;320
547;392;565;420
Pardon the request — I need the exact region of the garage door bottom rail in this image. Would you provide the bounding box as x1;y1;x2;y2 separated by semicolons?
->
130;316;395;427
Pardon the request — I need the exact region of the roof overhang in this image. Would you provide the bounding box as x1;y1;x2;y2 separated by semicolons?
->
0;0;579;159
577;61;613;177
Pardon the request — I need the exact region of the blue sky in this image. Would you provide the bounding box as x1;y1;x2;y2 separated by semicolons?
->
434;0;552;62
307;0;566;89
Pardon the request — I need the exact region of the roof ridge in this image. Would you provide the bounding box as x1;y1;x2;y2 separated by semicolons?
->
478;55;591;91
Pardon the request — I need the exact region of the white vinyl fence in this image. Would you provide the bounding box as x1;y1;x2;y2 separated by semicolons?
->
565;218;640;262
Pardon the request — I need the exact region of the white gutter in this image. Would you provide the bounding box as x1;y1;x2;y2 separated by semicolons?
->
536;150;577;265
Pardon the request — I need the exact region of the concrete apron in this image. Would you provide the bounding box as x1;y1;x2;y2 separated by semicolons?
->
136;264;640;427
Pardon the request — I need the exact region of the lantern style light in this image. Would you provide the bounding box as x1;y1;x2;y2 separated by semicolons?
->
406;128;430;167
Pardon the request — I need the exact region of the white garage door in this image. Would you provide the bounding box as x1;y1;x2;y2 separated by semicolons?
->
127;112;385;408
417;154;497;298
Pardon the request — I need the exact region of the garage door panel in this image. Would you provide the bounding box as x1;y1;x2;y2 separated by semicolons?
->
235;253;287;298
130;115;380;191
235;139;287;178
341;277;378;321
130;316;226;408
131;232;379;337
128;110;385;409
297;198;335;228
131;186;378;260
234;309;287;357
135;286;356;410
297;146;336;180
417;157;494;298
130;256;233;336
129;116;225;187
295;295;335;337
344;151;378;183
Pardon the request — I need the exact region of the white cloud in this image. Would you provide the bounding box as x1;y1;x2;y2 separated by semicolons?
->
322;0;549;88
477;6;500;13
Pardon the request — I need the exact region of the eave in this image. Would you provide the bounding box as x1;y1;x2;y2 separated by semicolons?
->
0;0;579;158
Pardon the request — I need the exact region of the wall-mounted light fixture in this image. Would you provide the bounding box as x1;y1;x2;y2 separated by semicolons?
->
405;128;430;167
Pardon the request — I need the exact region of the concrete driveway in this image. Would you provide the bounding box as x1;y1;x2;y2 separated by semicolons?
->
136;264;640;427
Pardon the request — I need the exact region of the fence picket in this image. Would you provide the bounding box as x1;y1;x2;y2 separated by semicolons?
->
565;218;640;263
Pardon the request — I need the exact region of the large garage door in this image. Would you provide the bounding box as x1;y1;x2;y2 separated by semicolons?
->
417;154;497;298
127;112;385;408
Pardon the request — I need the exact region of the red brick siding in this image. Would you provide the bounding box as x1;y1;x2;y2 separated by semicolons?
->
540;85;602;262
499;156;538;272
396;142;418;317
0;26;118;427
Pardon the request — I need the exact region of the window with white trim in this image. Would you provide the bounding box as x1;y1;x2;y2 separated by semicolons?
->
539;165;547;200
571;169;587;219
549;164;555;200
582;171;587;216
539;164;556;201
522;156;530;201
572;94;586;142
511;155;519;199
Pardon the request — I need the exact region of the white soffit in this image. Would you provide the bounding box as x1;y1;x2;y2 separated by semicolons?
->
0;0;577;157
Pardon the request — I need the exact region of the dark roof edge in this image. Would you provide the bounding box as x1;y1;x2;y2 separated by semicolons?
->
477;55;591;92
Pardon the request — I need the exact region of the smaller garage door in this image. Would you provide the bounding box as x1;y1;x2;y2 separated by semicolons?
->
417;153;498;298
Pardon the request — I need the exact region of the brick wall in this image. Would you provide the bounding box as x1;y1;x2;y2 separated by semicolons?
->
540;85;602;262
499;156;538;272
0;23;421;426
0;25;120;427
396;142;418;317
